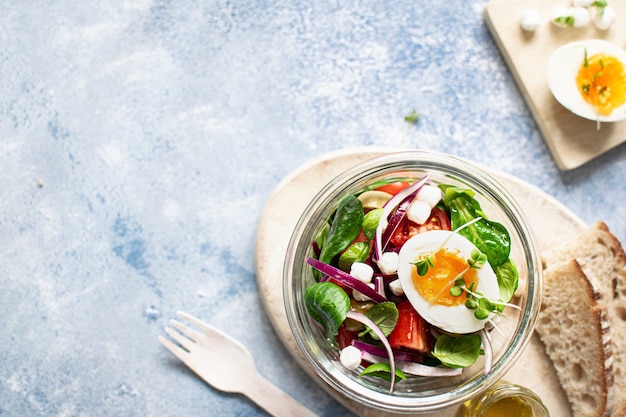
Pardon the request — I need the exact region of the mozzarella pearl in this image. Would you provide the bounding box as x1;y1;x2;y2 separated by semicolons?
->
407;200;431;225
417;185;443;208
520;9;542;32
376;251;399;275
340;346;362;370
350;262;374;284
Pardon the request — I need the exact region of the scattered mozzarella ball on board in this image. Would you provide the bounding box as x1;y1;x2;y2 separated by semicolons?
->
550;6;572;27
572;0;594;7
571;7;590;27
550;6;590;28
594;6;615;30
340;346;362;370
520;9;542;32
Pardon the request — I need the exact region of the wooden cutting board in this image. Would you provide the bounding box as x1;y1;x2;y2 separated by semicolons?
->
255;147;582;417
484;0;626;170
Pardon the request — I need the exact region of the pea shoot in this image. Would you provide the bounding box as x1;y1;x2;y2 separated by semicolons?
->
404;110;421;124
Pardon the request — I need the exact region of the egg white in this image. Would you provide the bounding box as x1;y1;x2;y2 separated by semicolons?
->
397;230;500;334
547;39;626;122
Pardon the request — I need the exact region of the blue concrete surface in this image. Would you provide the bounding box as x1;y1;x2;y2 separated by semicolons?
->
1;1;625;416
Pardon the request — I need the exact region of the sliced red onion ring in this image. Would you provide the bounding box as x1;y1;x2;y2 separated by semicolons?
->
346;311;397;392
307;258;386;303
351;339;423;363
360;351;463;377
373;176;429;261
373;276;386;299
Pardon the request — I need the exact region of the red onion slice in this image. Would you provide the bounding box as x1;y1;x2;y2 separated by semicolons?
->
360;351;463;377
374;176;429;261
346;311;397;392
307;258;386;303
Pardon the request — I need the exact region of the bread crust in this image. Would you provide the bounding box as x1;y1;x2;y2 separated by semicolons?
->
541;221;626;417
536;259;612;417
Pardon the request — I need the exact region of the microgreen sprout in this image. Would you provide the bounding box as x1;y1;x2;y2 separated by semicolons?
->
592;0;608;16
581;49;608;97
404;110;421;124
450;278;521;320
554;15;575;27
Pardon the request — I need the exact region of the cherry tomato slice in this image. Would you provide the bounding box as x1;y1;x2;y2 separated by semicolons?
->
418;207;451;233
374;181;410;196
389;207;451;247
336;323;358;350
388;300;433;353
389;216;420;247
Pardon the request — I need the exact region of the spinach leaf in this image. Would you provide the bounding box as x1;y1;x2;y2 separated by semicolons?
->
362;208;383;241
432;333;482;368
360;363;407;382
304;282;350;336
441;185;485;217
319;195;364;265
359;302;399;340
494;258;519;303
314;223;329;252
338;242;370;271
442;187;511;267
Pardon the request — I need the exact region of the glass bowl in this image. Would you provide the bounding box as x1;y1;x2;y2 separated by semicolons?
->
283;150;542;413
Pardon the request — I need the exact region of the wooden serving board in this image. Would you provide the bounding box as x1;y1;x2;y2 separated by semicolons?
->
484;0;626;170
255;147;584;417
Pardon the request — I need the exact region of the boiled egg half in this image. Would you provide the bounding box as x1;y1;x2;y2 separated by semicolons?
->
397;230;500;334
547;39;626;122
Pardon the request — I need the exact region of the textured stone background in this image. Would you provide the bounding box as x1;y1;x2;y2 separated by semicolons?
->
1;1;625;416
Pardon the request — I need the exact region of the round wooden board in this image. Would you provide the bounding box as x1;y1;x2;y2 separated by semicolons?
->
255;147;582;417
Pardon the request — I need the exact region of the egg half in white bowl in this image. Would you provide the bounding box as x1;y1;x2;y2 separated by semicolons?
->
547;39;626;122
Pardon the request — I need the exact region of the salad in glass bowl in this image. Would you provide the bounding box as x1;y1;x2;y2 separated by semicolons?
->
283;151;542;413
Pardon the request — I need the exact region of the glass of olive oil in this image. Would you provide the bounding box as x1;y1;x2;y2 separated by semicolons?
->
459;382;549;417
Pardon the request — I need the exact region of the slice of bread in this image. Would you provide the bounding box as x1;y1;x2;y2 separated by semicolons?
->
535;259;613;417
542;221;626;417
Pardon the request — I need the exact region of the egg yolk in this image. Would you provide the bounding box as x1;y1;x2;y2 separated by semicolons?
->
577;52;626;116
411;249;478;307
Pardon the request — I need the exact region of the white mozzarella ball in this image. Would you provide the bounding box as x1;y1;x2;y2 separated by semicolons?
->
389;279;404;296
520;9;542;32
340;346;362;370
407;200;432;225
594;6;615;30
349;262;373;284
416;185;443;208
376;251;399;275
571;7;590;27
550;6;572;27
572;0;593;7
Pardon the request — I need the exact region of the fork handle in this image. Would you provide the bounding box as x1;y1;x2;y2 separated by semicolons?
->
244;373;319;417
